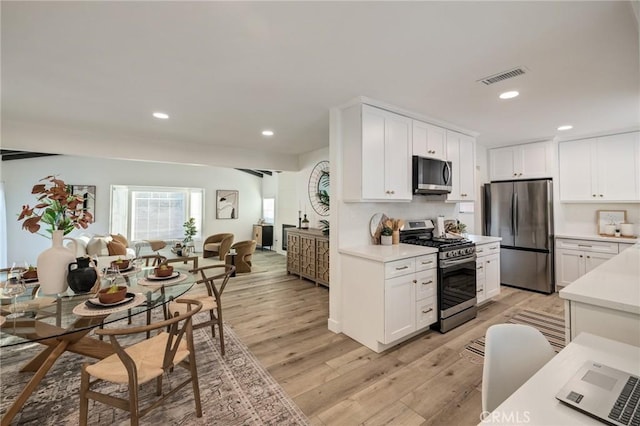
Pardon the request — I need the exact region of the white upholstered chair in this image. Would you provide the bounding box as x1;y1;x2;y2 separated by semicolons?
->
481;323;556;413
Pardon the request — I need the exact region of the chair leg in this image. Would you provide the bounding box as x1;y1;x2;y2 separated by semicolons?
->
156;375;163;396
217;306;225;356
79;365;90;426
209;310;216;338
189;353;203;417
130;383;140;426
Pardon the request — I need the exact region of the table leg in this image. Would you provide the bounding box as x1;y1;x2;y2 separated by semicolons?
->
1;339;69;426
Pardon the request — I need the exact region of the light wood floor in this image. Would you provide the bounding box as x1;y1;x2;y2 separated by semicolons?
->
193;250;564;426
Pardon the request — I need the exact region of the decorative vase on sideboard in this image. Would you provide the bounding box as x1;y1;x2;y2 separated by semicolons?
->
37;230;75;294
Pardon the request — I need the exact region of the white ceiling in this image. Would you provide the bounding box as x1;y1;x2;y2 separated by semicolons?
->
2;1;639;170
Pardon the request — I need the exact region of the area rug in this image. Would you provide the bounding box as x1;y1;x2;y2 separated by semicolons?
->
461;309;565;365
0;313;309;425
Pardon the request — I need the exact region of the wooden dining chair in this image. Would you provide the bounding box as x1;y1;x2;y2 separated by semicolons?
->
79;298;203;426
136;254;167;267
168;264;235;355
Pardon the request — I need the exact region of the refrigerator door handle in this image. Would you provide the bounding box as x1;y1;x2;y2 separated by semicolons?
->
511;191;518;235
511;192;516;236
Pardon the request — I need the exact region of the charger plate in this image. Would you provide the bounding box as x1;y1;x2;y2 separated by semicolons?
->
138;273;188;287
72;293;145;317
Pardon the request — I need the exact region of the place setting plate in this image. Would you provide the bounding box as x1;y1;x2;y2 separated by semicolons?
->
72;293;146;317
139;272;187;287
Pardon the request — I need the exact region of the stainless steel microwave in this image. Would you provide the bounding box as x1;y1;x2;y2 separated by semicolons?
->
412;156;452;195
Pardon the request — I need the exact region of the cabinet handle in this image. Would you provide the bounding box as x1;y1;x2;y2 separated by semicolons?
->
477;266;483;270
413;279;417;284
592;194;596;197
421;260;433;265
586;256;590;259
422;308;433;314
489;246;498;250
477;290;483;293
395;266;409;270
513;173;518;176
518;173;523;176
579;255;583;258
599;194;603;197
422;280;433;285
391;190;395;194
487;260;491;263
578;244;592;248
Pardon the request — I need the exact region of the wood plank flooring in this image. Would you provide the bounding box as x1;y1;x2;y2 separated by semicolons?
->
187;250;564;426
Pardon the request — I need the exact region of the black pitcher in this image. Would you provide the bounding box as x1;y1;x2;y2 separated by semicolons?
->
67;256;98;293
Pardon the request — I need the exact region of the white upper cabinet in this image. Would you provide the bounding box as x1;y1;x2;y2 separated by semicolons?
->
559;132;640;202
342;104;413;202
446;130;476;201
489;141;553;181
412;120;446;160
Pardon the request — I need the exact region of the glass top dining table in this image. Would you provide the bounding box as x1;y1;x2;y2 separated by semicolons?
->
0;266;197;425
0;266;196;347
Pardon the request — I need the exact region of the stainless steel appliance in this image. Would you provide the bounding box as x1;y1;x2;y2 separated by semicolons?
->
412;156;452;195
484;179;554;294
400;219;477;333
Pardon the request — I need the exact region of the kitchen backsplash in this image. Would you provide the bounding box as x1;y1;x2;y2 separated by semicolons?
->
557;203;640;236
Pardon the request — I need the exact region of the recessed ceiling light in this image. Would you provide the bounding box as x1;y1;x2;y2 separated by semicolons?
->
557;125;573;131
262;130;274;136
153;112;169;119
499;91;519;99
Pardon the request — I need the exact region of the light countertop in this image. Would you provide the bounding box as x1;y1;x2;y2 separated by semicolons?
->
339;243;438;263
556;233;638;244
466;234;502;244
559;243;640;314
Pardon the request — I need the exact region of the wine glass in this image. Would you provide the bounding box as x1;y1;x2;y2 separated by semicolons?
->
2;264;27;318
102;266;123;291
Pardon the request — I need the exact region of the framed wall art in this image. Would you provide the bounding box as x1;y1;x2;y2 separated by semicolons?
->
596;209;626;235
216;190;238;219
69;184;96;220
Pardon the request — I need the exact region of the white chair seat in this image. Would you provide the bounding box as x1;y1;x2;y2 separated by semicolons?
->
86;331;189;384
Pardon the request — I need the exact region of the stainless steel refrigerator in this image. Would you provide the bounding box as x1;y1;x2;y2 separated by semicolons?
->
484;179;554;294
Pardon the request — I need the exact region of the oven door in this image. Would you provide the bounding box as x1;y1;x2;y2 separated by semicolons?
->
439;256;477;319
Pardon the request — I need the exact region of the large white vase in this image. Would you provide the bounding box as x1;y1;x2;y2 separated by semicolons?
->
37;230;75;294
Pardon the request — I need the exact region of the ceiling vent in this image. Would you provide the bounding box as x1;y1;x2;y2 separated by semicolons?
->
478;67;527;85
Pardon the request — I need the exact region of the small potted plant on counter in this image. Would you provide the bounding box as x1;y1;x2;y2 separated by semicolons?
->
381;226;393;246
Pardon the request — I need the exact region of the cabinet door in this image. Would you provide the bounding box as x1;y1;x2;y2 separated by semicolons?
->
476;259;486;303
489;147;516;181
384;113;412;200
559;139;596;201
287;234;300;274
446;131;476;201
519;142;552;179
584;252;616;274
384;274;416;343
596;132;640;201
253;225;263;245
362;105;412;201
413;120;446;160
299;236;316;280
315;238;330;286
484;253;501;299
556;249;584;287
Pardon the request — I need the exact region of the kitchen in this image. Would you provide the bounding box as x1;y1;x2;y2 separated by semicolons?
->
328;97;640;355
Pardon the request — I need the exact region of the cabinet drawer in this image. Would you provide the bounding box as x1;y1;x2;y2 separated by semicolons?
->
416;297;437;329
415;254;437;271
385;258;415;279
415;269;436;300
556;238;618;254
476;242;500;257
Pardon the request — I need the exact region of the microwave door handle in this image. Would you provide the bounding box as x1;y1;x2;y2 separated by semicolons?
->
444;162;451;185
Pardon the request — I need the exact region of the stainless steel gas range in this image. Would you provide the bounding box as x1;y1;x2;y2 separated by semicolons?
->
400;219;477;333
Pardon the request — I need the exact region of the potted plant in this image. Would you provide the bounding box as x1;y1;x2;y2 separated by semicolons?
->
381;226;393;246
182;217;197;253
17;175;94;294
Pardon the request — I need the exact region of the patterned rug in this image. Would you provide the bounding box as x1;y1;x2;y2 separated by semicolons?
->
0;313;309;425
461;309;565;365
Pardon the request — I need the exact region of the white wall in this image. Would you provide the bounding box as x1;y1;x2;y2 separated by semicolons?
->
2;155;263;264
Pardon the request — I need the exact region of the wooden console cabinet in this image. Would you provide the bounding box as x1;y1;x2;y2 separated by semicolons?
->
286;228;329;287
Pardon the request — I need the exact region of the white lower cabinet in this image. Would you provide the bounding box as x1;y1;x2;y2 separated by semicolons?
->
475;242;501;304
555;238;622;288
342;252;438;353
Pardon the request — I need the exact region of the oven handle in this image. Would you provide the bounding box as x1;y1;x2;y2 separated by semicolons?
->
440;255;477;268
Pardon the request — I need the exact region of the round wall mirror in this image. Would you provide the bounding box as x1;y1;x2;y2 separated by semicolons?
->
308;160;330;216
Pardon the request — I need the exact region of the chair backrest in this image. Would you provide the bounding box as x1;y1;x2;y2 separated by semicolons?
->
137;254;167;267
190;264;235;300
96;298;202;370
481;323;556;413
